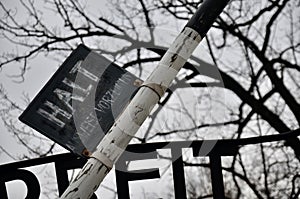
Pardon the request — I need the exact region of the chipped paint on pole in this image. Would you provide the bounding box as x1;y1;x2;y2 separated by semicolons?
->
60;0;230;198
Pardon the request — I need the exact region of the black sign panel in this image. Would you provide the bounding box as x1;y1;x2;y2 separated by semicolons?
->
19;45;141;156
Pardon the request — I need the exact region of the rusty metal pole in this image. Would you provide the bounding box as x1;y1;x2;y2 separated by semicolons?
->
60;0;230;198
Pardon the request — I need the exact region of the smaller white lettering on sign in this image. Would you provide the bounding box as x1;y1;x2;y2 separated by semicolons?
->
79;112;99;135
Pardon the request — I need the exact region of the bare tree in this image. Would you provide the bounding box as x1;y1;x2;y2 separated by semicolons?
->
0;0;299;198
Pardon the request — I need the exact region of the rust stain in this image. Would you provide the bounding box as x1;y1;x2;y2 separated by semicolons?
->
82;148;91;157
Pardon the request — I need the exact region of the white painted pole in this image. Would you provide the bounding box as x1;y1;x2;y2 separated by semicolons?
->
60;0;229;198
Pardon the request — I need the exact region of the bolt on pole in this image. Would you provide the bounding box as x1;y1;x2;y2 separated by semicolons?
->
60;0;230;198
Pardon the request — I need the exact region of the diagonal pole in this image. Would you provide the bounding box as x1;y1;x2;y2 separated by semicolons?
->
60;0;230;198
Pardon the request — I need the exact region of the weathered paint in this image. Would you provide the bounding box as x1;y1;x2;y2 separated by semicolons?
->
60;27;201;199
60;0;231;197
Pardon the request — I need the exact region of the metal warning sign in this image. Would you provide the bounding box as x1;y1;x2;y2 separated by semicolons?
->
19;45;141;156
